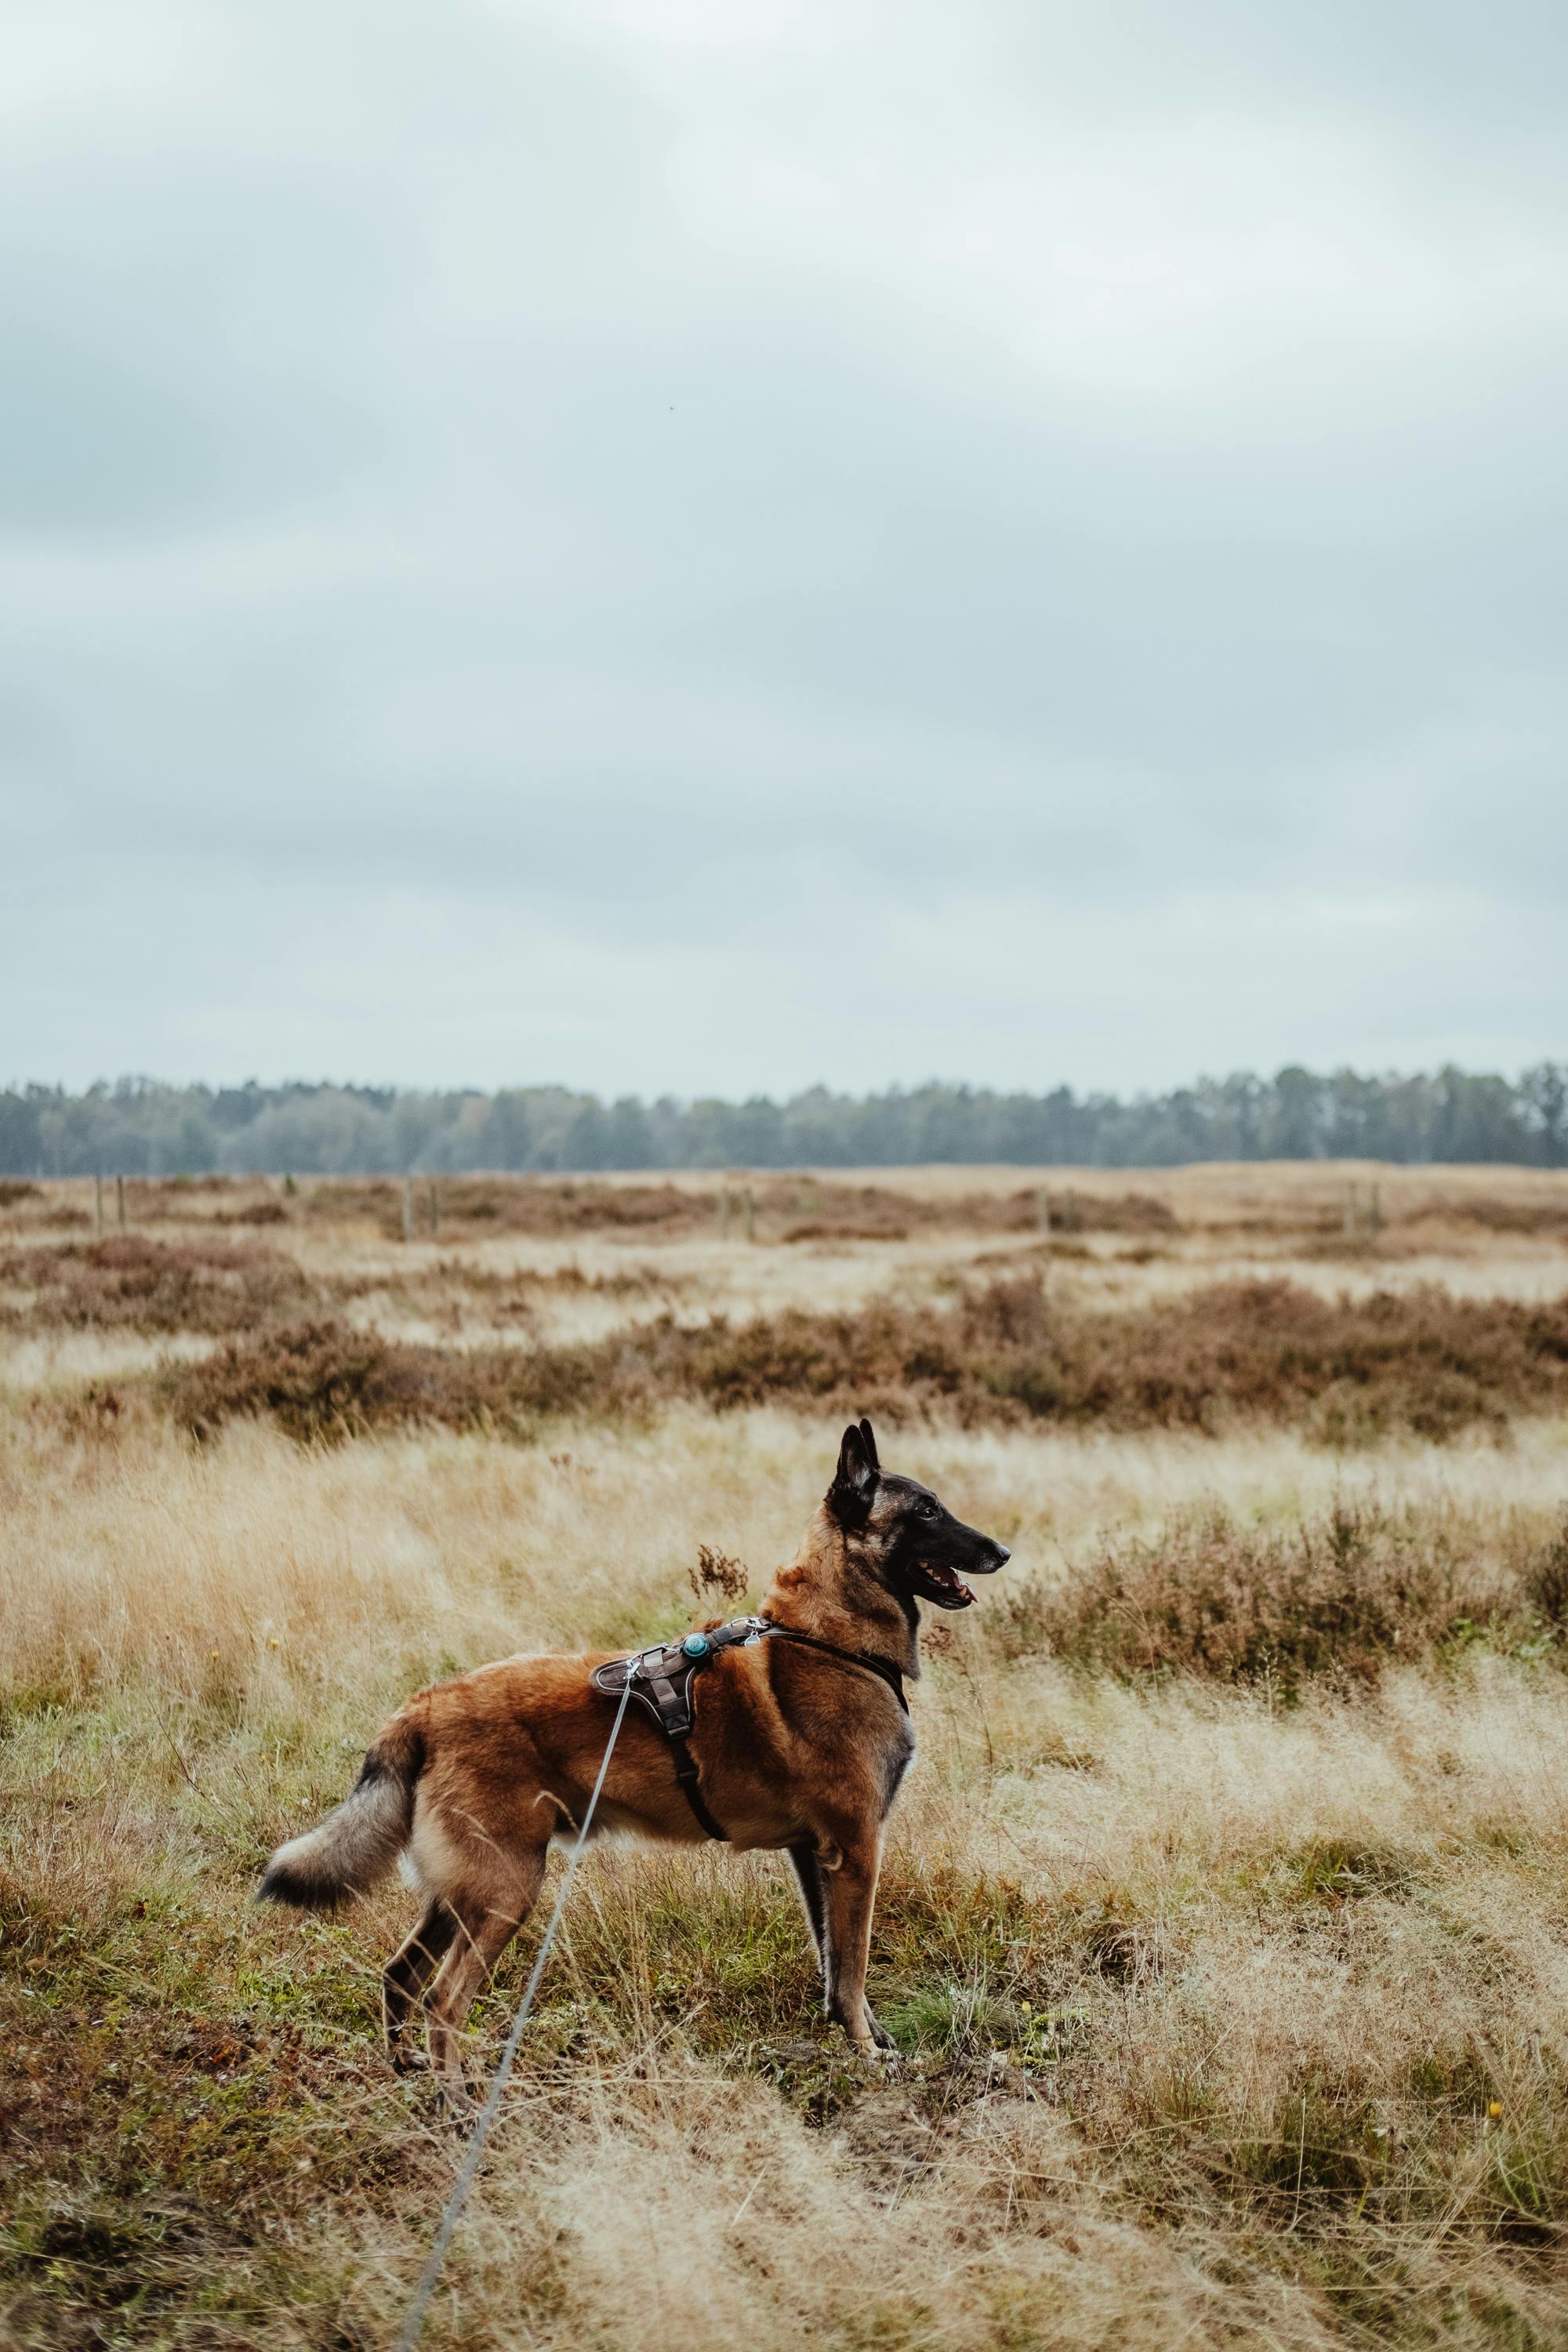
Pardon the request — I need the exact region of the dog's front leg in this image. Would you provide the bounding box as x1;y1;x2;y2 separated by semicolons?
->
786;1840;829;1980
793;1838;893;2049
822;1835;895;2054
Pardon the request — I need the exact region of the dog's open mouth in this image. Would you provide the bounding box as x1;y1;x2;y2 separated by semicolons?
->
916;1561;975;1610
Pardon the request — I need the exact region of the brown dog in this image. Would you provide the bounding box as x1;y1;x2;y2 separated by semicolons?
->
260;1420;1010;2083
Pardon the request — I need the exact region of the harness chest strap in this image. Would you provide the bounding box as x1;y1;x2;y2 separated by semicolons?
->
589;1613;909;1841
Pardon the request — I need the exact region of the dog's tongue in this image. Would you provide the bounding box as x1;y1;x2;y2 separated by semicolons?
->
927;1563;976;1606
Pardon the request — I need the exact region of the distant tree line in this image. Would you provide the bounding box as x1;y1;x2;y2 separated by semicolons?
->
2;1065;1564;1177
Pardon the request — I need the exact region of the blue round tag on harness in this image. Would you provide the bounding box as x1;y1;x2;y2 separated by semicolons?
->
682;1632;710;1658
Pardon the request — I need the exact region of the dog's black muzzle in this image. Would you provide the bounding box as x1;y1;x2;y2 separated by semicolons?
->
908;1530;1011;1611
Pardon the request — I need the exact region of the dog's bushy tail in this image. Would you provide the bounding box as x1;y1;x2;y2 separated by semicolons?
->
259;1714;423;1911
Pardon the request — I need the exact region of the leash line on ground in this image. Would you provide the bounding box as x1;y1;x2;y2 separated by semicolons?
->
392;1665;634;2352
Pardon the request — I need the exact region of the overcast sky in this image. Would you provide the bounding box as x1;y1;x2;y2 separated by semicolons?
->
3;0;1566;1100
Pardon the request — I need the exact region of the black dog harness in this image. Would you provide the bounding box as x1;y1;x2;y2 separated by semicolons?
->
590;1613;909;1841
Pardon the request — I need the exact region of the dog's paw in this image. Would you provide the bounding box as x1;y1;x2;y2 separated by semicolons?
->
436;2078;481;2129
854;2038;902;2069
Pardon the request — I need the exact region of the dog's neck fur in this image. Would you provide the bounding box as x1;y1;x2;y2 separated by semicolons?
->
760;1502;921;1679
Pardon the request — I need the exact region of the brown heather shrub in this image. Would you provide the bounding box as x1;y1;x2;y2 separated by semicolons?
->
1294;1193;1568;1263
159;1316;659;1443
1026;1188;1178;1236
298;1176;711;1240
1011;1499;1539;1690
158;1319;521;1445
152;1275;1568;1448
215;1198;291;1227
639;1276;1568;1441
315;1256;684;1335
294;1176;403;1226
416;1256;677;1302
1446;1196;1568;1240
1295;1230;1426;1264
470;1178;705;1232
781;1218;912;1243
775;1181;1175;1243
111;1174;240;1222
1030;1277;1568;1442
770;1180;955;1242
273;1173;1182;1243
0;1180;42;1208
0;1234;318;1335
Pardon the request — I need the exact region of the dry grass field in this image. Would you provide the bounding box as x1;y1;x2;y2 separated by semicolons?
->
5;1163;1568;2349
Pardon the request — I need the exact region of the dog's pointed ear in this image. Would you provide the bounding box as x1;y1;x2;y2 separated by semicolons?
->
858;1417;880;1470
828;1422;877;1525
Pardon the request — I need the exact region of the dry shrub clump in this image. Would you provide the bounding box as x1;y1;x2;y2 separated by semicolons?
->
292;1176;403;1226
447;1177;706;1232
296;1176;711;1240
1025;1186;1178;1235
156;1313;672;1444
82;1174;248;1224
152;1276;1568;1446
764;1180;1175;1244
214;1198;292;1227
1446;1196;1568;1240
398;1256;677;1308
268;1174;1181;1245
706;1275;1568;1442
0;1234;318;1337
156;1319;528;1444
1034;1278;1568;1441
1015;1498;1563;1690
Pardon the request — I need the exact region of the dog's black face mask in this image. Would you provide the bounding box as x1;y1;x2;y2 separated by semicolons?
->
826;1419;1011;1612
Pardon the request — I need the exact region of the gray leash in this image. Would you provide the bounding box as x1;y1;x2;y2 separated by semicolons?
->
393;1663;635;2351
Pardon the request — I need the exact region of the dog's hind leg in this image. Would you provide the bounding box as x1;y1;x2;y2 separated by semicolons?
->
383;1901;457;2071
424;1846;548;2100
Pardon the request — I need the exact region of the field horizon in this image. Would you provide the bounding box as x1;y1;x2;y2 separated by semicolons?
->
8;1062;1566;1185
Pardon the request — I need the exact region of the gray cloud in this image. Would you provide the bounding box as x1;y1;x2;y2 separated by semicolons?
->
2;0;1565;1098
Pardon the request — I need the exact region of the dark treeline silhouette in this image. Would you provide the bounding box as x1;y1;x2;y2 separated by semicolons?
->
2;1066;1565;1176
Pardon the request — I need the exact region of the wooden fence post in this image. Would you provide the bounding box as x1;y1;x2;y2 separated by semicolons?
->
116;1174;126;1231
428;1178;439;1238
1035;1186;1051;1235
94;1173;103;1236
743;1185;756;1243
402;1178;413;1243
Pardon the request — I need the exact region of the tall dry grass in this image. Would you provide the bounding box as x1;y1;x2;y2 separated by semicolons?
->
6;1175;1568;2347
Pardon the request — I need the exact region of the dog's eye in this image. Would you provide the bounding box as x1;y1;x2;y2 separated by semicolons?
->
917;1497;938;1519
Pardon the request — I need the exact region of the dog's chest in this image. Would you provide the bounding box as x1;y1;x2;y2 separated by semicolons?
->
877;1714;916;1817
